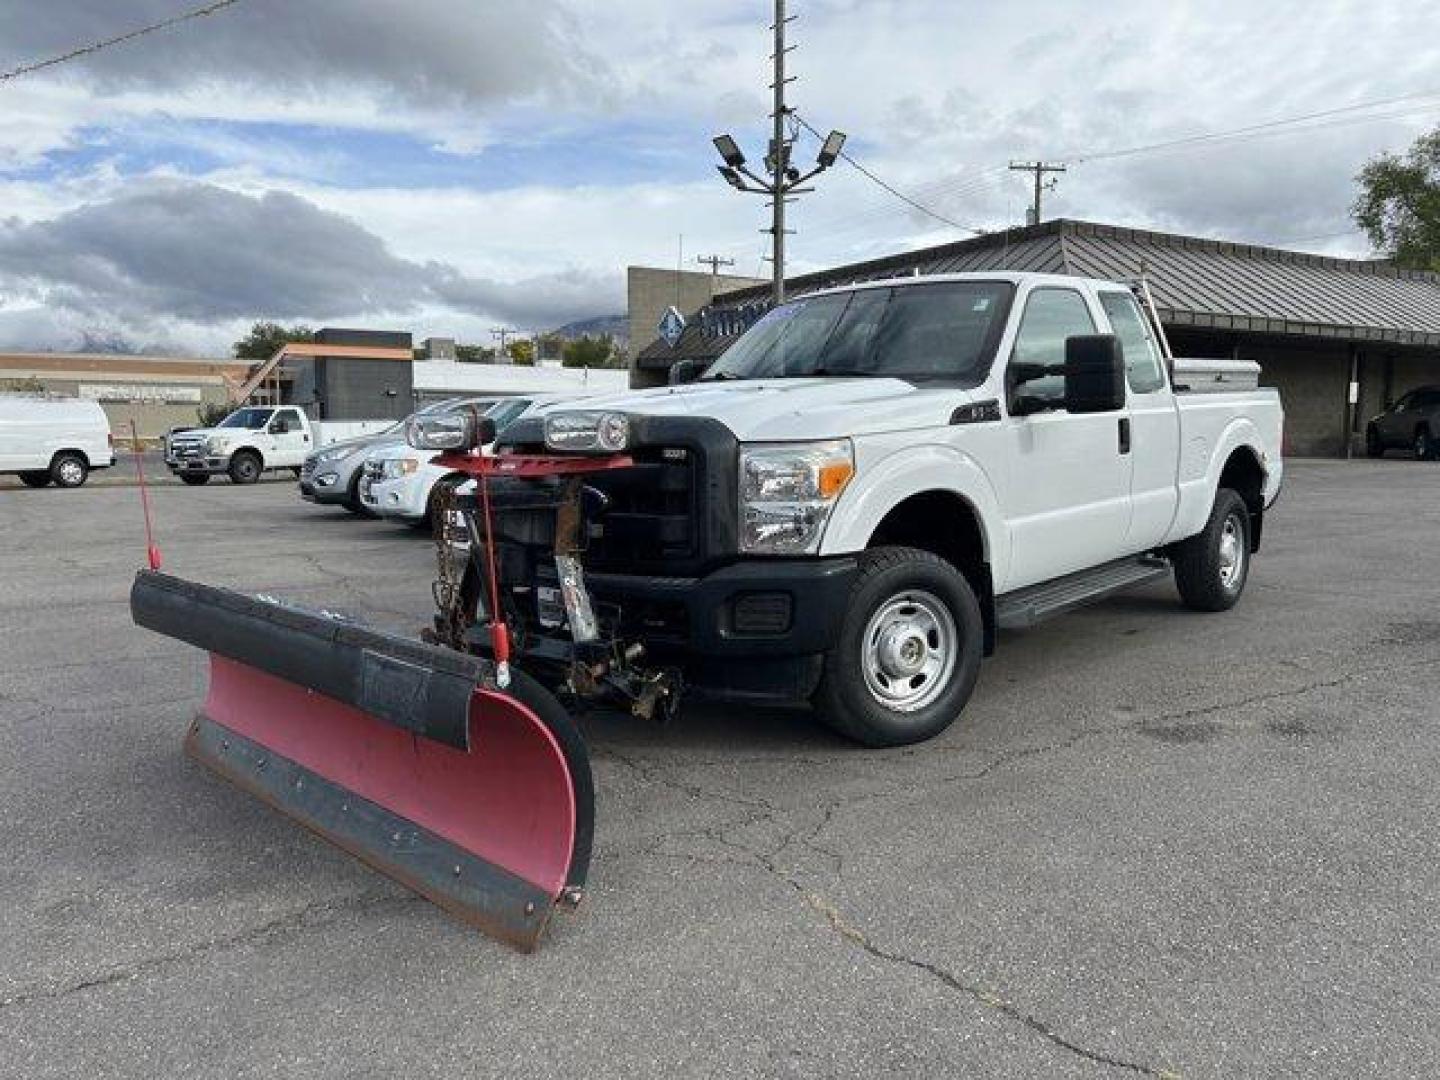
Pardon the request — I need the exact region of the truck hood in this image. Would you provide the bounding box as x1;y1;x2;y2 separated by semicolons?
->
534;378;972;442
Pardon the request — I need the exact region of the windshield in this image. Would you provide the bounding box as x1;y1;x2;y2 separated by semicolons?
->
219;408;274;429
703;281;1015;384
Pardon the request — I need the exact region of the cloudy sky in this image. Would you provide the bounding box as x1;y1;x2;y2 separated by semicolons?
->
1;0;1437;354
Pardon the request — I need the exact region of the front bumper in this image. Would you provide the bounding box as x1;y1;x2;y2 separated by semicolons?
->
300;469;349;504
166;454;226;475
532;555;858;701
360;471;428;520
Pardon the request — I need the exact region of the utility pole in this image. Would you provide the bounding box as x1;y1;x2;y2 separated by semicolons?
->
1008;161;1067;226
696;253;735;297
490;327;518;363
710;0;847;307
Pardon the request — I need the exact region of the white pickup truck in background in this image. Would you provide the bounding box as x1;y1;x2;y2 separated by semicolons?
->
495;271;1285;747
165;406;391;486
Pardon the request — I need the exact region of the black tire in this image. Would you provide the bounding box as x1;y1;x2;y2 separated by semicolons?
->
228;450;262;484
50;451;88;488
813;546;984;748
179;473;210;486
344;471;377;517
1414;426;1435;462
18;471;50;488
1365;425;1384;458
413;476;459;532
1173;488;1250;612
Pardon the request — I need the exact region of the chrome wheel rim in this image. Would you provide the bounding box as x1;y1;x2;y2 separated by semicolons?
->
1218;514;1245;589
860;589;957;712
57;459;83;485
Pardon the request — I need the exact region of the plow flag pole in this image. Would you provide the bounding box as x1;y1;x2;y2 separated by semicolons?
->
129;419;162;570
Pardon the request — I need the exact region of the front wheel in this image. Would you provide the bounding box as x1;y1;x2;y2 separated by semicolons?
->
1173;488;1250;612
179;473;210;486
814;546;984;748
1415;426;1435;462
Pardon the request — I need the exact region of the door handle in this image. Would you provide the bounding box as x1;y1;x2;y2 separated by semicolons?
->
1118;417;1131;454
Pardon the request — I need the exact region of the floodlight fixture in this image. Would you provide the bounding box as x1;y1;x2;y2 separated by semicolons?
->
817;129;847;168
712;133;746;168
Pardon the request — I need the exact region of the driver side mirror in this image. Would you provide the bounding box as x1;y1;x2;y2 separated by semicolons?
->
1061;334;1126;414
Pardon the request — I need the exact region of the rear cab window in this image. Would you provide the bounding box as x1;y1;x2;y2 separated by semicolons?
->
1099;291;1167;394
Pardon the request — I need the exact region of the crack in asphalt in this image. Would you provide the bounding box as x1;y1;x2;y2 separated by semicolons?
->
0;892;417;1012
801;891;1174;1077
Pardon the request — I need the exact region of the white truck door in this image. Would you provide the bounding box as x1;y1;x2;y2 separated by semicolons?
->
1001;285;1133;590
267;409;310;466
1099;291;1180;550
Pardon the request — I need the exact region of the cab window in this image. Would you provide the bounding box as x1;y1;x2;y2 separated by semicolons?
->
1010;287;1097;401
270;409;302;433
1099;292;1166;394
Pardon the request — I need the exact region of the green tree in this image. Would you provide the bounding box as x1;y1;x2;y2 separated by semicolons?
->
197;401;232;426
1353;127;1440;272
2;376;46;394
233;321;314;361
506;339;536;366
454;343;492;363
561;334;623;369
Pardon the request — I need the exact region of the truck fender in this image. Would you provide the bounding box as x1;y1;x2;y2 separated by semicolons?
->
820;443;1009;585
1170;417;1269;543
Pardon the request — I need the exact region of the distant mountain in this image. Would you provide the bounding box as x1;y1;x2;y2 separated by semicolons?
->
549;314;627;350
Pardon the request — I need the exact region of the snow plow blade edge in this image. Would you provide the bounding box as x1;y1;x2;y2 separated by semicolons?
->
130;570;594;952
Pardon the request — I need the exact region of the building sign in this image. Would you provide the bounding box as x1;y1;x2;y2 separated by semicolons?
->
79;383;203;404
658;305;687;349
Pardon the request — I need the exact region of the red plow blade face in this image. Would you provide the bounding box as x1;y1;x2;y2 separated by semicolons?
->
132;571;593;952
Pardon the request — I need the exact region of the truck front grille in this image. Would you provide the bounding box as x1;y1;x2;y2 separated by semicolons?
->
582;448;696;571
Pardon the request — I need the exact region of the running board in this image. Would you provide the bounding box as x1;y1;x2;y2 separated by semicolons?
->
996;556;1170;630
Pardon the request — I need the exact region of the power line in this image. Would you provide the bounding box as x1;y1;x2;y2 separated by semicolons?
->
792;110;987;235
1069;87;1440;164
1008;161;1066;225
0;0;244;84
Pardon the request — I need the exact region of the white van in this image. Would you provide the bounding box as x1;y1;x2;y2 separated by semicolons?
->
0;397;115;488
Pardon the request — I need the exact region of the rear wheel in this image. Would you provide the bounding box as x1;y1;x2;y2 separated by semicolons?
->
179;473;210;486
1365;425;1384;458
228;450;262;484
814;546;984;748
1173;488;1250;612
1415;426;1435;461
50;451;88;488
18;471;50;488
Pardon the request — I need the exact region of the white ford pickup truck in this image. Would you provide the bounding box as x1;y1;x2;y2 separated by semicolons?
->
494;271;1284;747
166;406;391;486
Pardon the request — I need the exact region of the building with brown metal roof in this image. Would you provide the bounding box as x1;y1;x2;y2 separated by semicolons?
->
632;219;1440;456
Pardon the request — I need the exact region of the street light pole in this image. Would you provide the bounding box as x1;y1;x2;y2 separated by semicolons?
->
711;0;845;309
770;0;789;305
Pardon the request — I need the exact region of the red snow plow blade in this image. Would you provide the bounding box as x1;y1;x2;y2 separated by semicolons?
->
131;570;593;952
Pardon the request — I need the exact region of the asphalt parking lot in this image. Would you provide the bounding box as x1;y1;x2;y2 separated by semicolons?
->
3;460;1439;1078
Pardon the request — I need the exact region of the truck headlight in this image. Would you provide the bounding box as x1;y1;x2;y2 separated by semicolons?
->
739;440;854;554
379;458;420;480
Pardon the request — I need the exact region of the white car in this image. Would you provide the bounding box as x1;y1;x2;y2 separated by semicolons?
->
359;397;538;527
0;396;114;488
